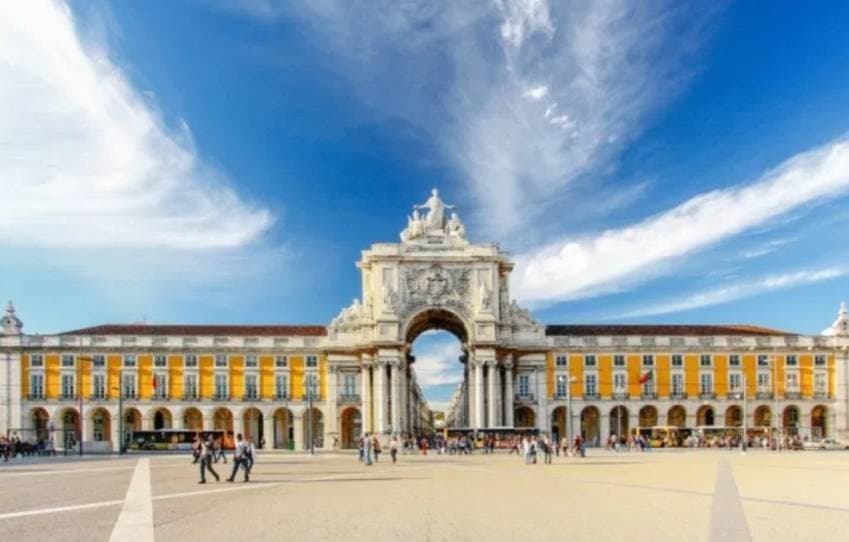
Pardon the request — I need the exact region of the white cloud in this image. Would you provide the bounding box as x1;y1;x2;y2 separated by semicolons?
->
523;85;549;101
496;0;553;49
0;1;273;250
739;237;797;259
412;339;464;388
619;267;847;318
513;136;849;304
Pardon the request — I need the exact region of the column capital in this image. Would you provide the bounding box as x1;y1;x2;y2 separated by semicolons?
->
485;359;498;368
502;361;514;370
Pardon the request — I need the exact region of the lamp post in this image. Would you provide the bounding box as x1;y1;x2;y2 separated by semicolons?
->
773;355;780;452
303;375;315;455
566;375;577;448
741;373;748;453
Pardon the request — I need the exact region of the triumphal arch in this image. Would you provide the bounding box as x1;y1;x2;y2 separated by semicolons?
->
325;189;547;435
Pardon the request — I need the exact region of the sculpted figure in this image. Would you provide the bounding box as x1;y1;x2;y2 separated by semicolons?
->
415;188;454;232
446;212;466;239
479;282;492;311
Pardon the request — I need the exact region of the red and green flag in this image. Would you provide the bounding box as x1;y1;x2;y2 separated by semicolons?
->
639;368;654;384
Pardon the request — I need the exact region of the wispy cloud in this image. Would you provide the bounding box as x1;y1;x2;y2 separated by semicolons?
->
739;237;797;259
412;338;464;389
618;267;847;318
0;1;274;250
513;136;849;305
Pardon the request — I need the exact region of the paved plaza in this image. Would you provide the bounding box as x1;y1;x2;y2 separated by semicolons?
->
0;450;847;541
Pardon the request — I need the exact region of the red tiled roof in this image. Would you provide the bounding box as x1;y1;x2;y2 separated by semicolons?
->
59;324;327;337
544;324;791;337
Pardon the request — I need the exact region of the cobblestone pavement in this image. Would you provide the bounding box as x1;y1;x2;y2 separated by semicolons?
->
0;449;847;542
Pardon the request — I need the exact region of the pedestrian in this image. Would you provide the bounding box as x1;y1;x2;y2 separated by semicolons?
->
191;434;201;464
543;436;553;464
227;433;249;483
245;438;256;473
373;435;382;462
390;435;399;464
198;436;220;484
363;433;373;466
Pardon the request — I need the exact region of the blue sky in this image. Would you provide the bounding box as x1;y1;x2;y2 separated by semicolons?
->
3;1;849;407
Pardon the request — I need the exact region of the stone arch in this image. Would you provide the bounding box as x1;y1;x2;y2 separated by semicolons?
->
150;407;173;430
213;407;234;434
697;405;715;427
88;407;111;442
273;407;294;449
610;405;629;437
782;405;800;435
550;406;567;442
514;406;536;428
123;407;143;432
754;405;771;427
667;405;686;428
57;407;80;450
580;406;600;445
340;407;362;449
403;307;470;345
30;407;50;442
639;405;658;428
725;405;743;428
241;407;264;443
182;407;203;431
811;405;828;439
302;407;324;449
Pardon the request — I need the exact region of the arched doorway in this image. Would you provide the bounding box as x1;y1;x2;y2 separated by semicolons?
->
811;405;828;439
581;406;600;446
242;408;263;443
697;405;715;427
551;406;567;442
754;406;771;428
213;408;234;433
782;406;800;436
639;405;658;428
60;408;80;450
303;408;324;449
667;405;686;428
90;408;111;442
340;407;362;449
610;406;629;437
273;408;294;449
153;408;172;430
725;406;742;428
514;406;535;428
30;407;50;442
123;408;142;448
183;407;203;431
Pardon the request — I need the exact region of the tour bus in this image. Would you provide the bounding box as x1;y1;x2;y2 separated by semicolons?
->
631;426;691;447
128;429;229;451
444;427;538;449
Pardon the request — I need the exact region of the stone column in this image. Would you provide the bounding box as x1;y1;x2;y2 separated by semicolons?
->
487;361;498;428
262;413;274;450
375;360;387;434
474;360;485;430
234;411;245;439
836;347;849;440
601;411;611;442
504;360;515;427
325;367;338;448
390;360;401;434
465;362;473;428
360;361;372;434
293;413;304;451
536;366;549;434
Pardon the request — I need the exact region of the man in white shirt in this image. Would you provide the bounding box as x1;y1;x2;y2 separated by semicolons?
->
227;433;249;483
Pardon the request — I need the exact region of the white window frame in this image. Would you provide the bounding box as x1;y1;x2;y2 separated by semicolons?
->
185;354;198;368
92;373;106;399
30;373;44;399
555;355;568;367
757;372;771;392
214;374;229;399
671;372;684;395
728;354;741;367
154;354;167;368
785;372;799;393
214;354;227;368
245;354;258;368
275;374;289;399
584;355;597;368
61;354;75;368
184;374;198;399
122;373;137;399
30;354;44;368
699;373;713;394
92;354;106;368
785;354;798;367
814;372;827;394
244;374;258;399
613;372;627;393
517;374;530;397
275;355;288;368
642;354;654;367
613;354;626;367
728;372;742;393
123;354;137;368
555;374;568;397
671;354;683;368
700;354;712;368
584;373;598;396
306;355;319;368
61;374;75;398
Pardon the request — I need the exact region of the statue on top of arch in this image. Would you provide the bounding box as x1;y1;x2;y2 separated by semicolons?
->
400;188;467;244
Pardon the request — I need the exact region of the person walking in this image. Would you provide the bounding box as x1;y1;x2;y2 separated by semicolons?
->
227;433;249;483
390;435;399;464
543;436;553;464
245;438;256;473
372;435;382;462
363;433;373;466
198;437;220;484
191;434;201;464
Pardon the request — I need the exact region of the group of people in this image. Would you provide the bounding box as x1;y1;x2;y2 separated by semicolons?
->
193;433;256;484
508;435;586;464
0;435;56;461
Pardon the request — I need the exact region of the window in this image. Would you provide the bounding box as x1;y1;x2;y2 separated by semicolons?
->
613;372;626;392
584;374;597;396
123;354;136;368
275;355;288;368
815;355;827;367
92;354;106;368
343;374;357;396
30;374;44;398
614;355;626;367
92;374;105;399
154;355;167;368
700;354;712;367
757;354;770;367
642;354;654;367
672;373;684;395
306;355;318;368
30;354;44;368
122;374;136;399
518;374;530;397
305;373;319;397
214;354;227;368
556;375;567;397
785;355;798;367
757;372;771;392
214;374;228;399
699;373;713;394
815;373;827;394
185;355;198;368
727;373;741;393
641;374;655;394
61;354;74;367
555;355;568;367
61;374;75;398
671;354;683;367
245;355;258;368
184;374;198;399
729;355;741;367
584;355;596;367
154;374;167;398
785;373;799;392
244;374;258;399
275;374;289;398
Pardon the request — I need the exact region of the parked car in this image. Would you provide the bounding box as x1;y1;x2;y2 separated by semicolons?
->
802;438;849;450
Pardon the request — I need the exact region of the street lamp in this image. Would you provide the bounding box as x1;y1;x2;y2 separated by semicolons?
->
566;375;577;448
303;374;316;455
